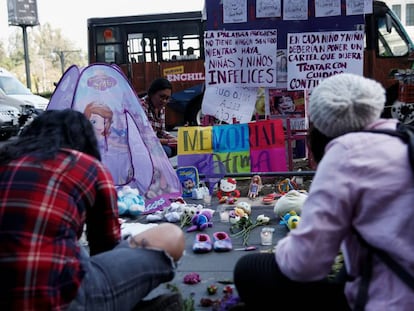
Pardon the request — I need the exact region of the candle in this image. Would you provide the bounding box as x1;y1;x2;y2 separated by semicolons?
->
219;210;230;222
261;227;274;245
217;205;229;222
203;194;212;207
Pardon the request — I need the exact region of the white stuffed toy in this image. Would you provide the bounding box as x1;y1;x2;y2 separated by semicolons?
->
236;201;252;215
217;177;240;204
117;186;146;217
273;190;308;218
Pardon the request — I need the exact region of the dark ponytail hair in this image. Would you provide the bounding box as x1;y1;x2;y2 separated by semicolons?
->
0;109;101;165
147;78;172;96
307;122;334;164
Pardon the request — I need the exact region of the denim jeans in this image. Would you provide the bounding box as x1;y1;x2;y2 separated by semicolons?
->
162;144;177;158
234;253;350;311
67;240;176;311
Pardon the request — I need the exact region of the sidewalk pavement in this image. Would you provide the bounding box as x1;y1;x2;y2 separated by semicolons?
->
140;195;288;310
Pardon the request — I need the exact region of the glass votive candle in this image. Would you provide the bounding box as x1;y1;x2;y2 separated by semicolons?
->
216;205;229;222
203;193;212;207
260;227;275;246
219;209;229;223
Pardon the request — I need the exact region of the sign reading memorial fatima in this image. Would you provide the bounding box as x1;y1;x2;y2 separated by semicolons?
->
7;0;39;26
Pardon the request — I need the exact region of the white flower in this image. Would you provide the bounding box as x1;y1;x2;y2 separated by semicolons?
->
256;214;270;224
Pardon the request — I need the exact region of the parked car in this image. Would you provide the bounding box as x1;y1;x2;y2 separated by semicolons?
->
0;67;49;126
0;98;20;141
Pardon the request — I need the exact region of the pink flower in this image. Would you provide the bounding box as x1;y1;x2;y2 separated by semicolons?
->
183;272;201;284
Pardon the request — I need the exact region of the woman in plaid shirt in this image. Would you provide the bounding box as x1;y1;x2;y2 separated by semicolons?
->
0;109;185;310
141;78;178;158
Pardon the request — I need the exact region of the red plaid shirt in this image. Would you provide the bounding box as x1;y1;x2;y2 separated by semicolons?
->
0;149;120;310
141;96;175;140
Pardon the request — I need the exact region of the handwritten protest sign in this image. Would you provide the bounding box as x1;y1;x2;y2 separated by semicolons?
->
177;126;213;155
256;0;281;18
215;151;251;173
249;119;285;150
223;0;248;23
202;86;257;124
177;120;287;173
287;30;364;90
213;124;250;152
283;0;308;20
249;119;287;171
204;29;278;87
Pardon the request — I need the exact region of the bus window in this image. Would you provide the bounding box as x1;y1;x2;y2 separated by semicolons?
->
95;26;125;63
162;34;201;61
96;44;124;63
128;33;158;63
162;35;181;61
183;35;201;59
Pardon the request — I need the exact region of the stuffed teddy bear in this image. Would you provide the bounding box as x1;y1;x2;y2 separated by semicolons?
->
117;185;146;217
236;201;252;215
273;189;308;218
186;209;213;232
217;178;240;204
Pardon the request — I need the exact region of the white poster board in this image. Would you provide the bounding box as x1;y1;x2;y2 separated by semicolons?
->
202;86;257;124
287;30;364;90
204;29;278;88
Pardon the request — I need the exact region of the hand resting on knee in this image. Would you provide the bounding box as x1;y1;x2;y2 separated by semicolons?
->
128;223;185;262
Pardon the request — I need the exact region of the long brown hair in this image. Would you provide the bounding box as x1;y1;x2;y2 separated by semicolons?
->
307;122;334;164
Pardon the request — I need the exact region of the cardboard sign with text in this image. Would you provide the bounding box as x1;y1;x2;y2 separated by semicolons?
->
287;30;364;90
177;119;287;173
204;29;278;87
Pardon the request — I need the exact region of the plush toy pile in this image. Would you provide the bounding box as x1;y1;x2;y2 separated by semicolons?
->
273;189;308;218
186;209;213;232
117;186;146;217
144;197;215;233
274;190;308;230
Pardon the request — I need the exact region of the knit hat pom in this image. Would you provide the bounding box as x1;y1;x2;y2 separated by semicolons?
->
309;73;386;137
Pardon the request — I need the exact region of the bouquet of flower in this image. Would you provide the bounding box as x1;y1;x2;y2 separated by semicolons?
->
230;214;270;246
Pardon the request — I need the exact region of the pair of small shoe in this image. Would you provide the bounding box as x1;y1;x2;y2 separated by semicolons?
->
192;231;232;253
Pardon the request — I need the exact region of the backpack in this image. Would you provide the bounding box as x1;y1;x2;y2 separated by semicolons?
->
354;122;414;310
364;122;414;170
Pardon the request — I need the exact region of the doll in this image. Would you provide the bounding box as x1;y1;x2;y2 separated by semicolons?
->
248;175;262;199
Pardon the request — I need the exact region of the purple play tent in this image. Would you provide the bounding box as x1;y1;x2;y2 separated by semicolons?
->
47;63;182;213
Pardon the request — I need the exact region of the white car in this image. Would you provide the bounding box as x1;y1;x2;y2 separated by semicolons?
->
0;67;49;110
0;101;20;140
0;67;49;126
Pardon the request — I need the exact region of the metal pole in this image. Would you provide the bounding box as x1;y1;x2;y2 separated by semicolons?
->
21;25;31;89
59;51;65;75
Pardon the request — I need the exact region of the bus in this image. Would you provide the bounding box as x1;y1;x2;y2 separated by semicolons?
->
87;1;414;128
87;11;205;129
